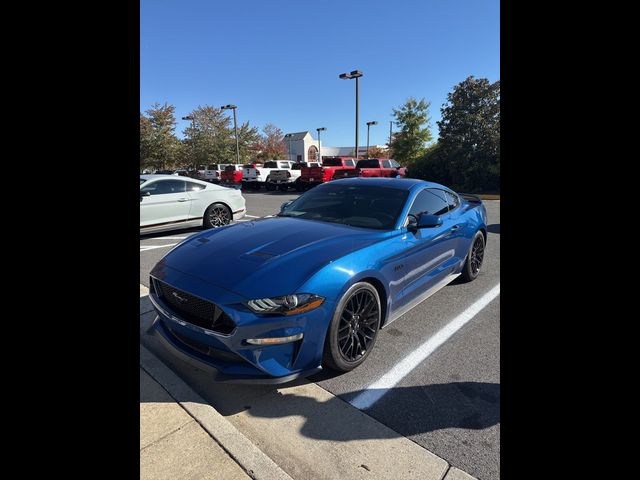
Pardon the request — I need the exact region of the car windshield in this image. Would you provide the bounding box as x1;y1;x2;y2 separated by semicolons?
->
280;184;409;230
264;161;278;168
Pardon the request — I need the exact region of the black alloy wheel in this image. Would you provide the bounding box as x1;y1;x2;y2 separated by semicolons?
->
323;282;381;372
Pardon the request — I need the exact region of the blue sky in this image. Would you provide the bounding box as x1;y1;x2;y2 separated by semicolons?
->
140;0;499;147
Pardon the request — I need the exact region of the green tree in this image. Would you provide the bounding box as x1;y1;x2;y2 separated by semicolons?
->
140;103;180;171
255;123;286;160
389;97;433;166
232;121;261;164
437;76;500;192
182;106;233;168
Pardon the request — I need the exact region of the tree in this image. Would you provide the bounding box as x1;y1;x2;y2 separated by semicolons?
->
255;123;286;160
367;145;390;159
140;103;181;170
437;76;500;192
182;106;233;168
406;142;452;185
389;97;433;166
233;121;261;164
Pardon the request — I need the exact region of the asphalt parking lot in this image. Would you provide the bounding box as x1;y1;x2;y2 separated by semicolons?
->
140;190;500;480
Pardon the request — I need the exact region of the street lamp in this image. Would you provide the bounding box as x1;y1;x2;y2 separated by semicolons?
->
316;127;326;162
339;69;363;158
220;104;240;164
284;133;293;162
366;121;378;158
182;115;195;170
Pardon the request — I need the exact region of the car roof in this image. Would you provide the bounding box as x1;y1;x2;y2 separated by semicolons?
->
329;177;451;192
140;174;208;185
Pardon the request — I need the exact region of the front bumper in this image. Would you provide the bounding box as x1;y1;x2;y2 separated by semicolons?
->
147;272;332;383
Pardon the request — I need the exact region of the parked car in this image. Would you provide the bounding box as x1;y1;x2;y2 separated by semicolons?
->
172;169;190;177
242;160;293;190
147;177;487;383
333;159;407;180
298;157;357;190
154;169;175;175
268;161;321;191
140;175;246;234
220;164;243;186
198;164;228;183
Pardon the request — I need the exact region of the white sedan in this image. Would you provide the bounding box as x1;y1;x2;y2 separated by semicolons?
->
140;175;246;234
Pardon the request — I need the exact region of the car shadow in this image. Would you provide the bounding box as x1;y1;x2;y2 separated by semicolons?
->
487;223;500;234
141;365;499;441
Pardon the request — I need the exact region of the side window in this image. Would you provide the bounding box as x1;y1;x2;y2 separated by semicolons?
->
141;179;186;195
390;160;400;168
445;191;459;211
345;159;354;166
186;181;206;191
381;160;392;168
408;189;449;218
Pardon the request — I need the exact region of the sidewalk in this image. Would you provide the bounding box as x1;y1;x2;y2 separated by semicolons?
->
140;365;250;480
140;343;293;480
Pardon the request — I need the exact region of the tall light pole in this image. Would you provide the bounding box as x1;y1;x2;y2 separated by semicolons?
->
182;115;196;170
221;105;240;164
339;70;363;158
316;127;326;162
366;121;378;158
389;120;393;149
284;133;293;162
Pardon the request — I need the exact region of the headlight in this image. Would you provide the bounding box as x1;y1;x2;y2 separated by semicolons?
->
246;294;324;315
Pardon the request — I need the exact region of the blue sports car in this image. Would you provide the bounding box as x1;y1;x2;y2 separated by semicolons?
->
147;178;487;383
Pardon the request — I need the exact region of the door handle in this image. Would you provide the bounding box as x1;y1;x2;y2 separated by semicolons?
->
177;198;189;202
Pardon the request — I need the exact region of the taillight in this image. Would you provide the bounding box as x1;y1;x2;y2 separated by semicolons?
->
320;168;325;174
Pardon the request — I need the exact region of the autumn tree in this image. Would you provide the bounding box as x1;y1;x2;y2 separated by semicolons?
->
255;123;286;160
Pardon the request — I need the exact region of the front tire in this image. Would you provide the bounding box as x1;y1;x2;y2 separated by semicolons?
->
203;203;232;229
460;231;485;282
322;282;381;372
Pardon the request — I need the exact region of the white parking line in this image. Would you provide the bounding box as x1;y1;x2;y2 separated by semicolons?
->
349;283;501;411
140;243;177;252
149;236;187;240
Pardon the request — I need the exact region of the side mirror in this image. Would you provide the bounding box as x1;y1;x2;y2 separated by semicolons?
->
140;191;151;200
407;213;442;232
418;214;442;228
280;200;292;212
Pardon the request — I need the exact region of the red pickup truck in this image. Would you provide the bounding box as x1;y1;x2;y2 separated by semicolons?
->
332;158;407;180
220;164;243;185
297;157;357;190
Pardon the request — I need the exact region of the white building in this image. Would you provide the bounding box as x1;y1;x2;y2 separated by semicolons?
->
283;131;388;162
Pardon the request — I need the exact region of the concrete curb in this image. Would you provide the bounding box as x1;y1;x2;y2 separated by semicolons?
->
140;345;293;480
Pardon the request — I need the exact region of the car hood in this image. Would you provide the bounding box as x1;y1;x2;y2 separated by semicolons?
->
157;217;388;299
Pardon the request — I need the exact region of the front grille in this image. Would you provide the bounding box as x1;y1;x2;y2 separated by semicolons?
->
153;279;236;335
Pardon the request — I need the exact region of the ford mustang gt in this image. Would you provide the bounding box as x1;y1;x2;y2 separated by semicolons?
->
147;178;487;383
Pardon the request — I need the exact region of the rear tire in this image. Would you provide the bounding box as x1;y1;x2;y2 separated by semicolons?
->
203;203;232;229
322;282;381;372
460;231;485;282
265;179;276;191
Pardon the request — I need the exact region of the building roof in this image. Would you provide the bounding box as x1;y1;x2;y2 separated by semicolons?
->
284;131;312;141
